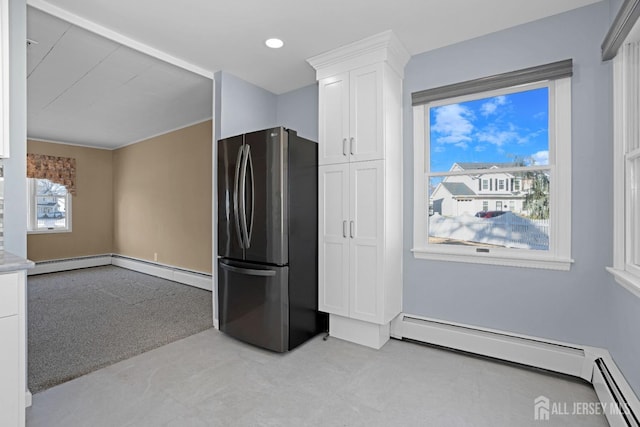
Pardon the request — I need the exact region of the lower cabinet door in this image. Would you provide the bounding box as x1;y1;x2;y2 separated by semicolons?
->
349;161;384;323
218;259;289;352
0;315;20;427
318;163;350;316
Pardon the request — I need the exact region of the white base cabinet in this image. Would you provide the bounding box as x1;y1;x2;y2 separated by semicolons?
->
0;270;27;427
309;31;408;349
319;161;389;325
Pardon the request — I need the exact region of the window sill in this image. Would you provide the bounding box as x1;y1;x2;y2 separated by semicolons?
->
606;267;640;299
412;247;573;271
27;229;71;235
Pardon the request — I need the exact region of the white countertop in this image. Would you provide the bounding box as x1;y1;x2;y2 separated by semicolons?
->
0;251;34;272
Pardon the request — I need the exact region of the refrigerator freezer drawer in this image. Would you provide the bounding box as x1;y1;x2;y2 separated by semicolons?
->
218;259;289;352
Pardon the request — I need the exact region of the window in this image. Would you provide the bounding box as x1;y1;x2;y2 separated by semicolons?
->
27;178;72;233
609;38;640;297
514;179;521;191
412;60;572;270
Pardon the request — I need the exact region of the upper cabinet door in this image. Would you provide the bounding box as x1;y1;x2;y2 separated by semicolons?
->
349;64;383;163
318;73;350;165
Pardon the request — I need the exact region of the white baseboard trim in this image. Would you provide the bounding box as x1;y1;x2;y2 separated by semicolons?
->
28;255;112;275
27;254;213;292
110;256;212;291
393;313;639;427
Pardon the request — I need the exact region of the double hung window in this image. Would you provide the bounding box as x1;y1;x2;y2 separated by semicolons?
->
412;60;573;270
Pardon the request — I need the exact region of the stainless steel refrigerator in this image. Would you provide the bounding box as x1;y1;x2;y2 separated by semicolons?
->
217;127;326;352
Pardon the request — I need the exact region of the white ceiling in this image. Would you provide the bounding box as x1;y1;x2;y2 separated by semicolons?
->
26;0;603;149
27;7;213;149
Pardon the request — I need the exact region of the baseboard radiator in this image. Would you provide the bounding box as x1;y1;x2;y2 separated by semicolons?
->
394;314;640;427
28;254;112;275
27;254;212;292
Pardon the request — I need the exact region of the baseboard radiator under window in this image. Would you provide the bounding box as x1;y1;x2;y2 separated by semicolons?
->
398;315;589;379
396;314;640;427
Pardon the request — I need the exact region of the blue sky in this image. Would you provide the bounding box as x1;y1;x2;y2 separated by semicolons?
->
429;87;549;173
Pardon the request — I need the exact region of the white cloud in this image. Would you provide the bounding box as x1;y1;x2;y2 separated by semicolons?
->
476;125;520;147
480;95;507;116
530;150;549;165
431;104;474;148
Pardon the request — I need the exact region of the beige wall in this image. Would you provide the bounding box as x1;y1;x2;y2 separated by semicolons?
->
113;121;212;273
27;140;114;261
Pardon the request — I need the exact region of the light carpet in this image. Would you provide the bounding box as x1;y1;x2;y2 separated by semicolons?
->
27;265;212;393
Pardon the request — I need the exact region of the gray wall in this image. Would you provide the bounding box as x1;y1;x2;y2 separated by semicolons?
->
403;0;621;377
218;71;277;139
276;83;319;142
216;71;318;141
4;0;27;257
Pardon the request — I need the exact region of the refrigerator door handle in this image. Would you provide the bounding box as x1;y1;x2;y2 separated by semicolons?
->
233;145;245;249
238;145;249;249
219;262;277;277
239;145;251;249
246;145;255;247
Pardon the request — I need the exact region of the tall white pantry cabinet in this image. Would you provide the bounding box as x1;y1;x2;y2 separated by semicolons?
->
307;31;409;349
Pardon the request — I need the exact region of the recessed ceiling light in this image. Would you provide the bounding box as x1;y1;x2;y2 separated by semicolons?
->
265;38;284;49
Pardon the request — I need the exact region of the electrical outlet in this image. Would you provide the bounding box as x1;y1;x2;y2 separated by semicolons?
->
153;252;158;262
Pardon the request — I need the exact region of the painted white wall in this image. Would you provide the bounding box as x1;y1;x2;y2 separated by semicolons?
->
402;0;640;392
4;0;27;257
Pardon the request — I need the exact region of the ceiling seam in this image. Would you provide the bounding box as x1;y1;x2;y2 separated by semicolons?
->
41;45;121;111
27;24;71;79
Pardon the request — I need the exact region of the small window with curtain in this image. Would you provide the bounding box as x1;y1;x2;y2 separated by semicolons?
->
26;154;75;233
412;60;573;270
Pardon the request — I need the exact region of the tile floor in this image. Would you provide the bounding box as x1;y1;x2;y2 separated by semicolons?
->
26;329;609;427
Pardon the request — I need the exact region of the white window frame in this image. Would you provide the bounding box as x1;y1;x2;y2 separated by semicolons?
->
608;35;640;298
27;178;72;234
412;78;573;270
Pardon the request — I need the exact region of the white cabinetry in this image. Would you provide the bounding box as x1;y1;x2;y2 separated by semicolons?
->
0;270;27;427
309;31;408;349
319;161;384;322
318;64;383;165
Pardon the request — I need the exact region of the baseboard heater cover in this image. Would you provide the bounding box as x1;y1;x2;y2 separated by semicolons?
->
27;254;213;292
399;314;588;379
395;313;640;427
593;358;640;427
29;254;112;275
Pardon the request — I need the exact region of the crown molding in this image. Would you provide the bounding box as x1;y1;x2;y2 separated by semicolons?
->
307;30;410;80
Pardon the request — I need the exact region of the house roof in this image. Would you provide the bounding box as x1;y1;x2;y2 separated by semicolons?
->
454;162;519;170
440;182;476;197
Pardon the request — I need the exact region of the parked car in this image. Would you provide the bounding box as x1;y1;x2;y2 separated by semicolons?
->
475;210;506;218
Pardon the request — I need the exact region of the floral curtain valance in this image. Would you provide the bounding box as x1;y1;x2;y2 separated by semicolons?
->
26;154;76;195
